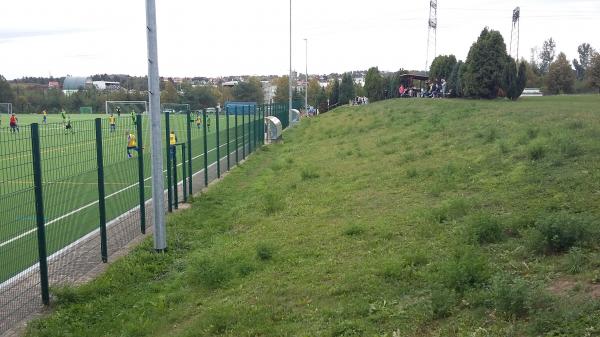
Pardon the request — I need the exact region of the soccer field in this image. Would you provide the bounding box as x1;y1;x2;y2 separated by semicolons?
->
0;112;260;283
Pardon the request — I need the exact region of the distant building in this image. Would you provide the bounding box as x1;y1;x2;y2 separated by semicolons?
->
222;81;239;87
48;81;60;89
353;77;365;86
93;81;121;90
63;76;92;96
262;81;276;104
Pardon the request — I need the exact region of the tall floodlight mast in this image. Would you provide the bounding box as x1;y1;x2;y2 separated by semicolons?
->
509;7;521;60
425;0;438;72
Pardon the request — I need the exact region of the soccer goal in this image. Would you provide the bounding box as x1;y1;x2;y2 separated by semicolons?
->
0;103;13;115
105;101;148;115
80;106;93;114
161;103;191;115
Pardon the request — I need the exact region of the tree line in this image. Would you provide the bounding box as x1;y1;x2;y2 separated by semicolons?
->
0;75;266;114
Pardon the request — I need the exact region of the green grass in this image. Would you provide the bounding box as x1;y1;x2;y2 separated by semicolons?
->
24;95;600;336
0;112;260;283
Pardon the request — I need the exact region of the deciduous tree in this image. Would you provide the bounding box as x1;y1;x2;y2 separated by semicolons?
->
546;52;575;94
0;75;14;104
588;52;600;94
539;38;556;75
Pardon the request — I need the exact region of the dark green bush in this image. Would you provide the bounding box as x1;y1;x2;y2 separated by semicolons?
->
431;287;457;319
528;143;546;161
431;198;470;223
301;167;320;180
438;245;490;292
263;193;285;215
188;255;233;289
256;243;274;261
490;273;530;318
467;213;504;245
532;212;594;254
343;225;365;237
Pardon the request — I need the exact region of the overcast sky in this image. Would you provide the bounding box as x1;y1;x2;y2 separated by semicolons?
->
0;0;598;80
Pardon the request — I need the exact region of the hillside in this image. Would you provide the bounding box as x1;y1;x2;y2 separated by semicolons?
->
26;96;600;337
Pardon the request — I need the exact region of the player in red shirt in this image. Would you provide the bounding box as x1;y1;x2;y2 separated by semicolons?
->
9;113;19;133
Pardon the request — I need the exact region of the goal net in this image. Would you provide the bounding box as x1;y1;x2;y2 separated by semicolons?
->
80;106;93;114
0;103;13;115
105;101;148;115
161;103;191;115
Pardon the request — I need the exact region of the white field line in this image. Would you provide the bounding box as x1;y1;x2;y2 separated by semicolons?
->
0;143;250;289
0;136;246;249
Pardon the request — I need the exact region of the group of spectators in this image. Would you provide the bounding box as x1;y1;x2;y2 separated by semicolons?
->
398;85;420;98
421;79;447;98
398;78;448;99
352;97;369;105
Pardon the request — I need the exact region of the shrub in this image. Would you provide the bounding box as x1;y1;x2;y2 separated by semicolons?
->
438;245;489;292
467;213;504;245
498;141;510;154
565;246;586;274
301;167;320;180
343;225;365;237
528;143;546;161
556;136;582;158
431;198;470;223
484;128;498;143
490;273;530;318
256;243;275;261
526;127;539;140
532;212;594;254
406;168;418;179
188;255;233;289
263;193;285;215
431;287;457;319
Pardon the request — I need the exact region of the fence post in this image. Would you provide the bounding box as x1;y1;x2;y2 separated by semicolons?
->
253;106;258;149
216;107;221;179
226;106;230;171
242;106;246;160
136;115;146;234
203;109;208;187
31;123;50;306
94;118;108;263
260;105;264;145
186;109;192;196
235;106;239;164
135;114;146;234
248;105;253;154
165;110;173;213
172;144;178;210
182;143;187;203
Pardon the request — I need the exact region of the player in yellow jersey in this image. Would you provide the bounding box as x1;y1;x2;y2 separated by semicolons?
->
109;113;116;132
195;113;202;129
169;130;177;158
42;110;47;124
126;131;140;158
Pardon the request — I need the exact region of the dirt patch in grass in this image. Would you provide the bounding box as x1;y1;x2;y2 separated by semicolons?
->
548;277;600;299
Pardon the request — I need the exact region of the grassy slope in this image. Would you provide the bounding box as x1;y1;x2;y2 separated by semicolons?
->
26;96;600;336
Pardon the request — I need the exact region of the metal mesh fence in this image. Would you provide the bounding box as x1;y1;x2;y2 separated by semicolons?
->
0;103;281;335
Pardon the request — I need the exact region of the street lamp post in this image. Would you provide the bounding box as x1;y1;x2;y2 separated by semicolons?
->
289;0;293;125
304;38;308;114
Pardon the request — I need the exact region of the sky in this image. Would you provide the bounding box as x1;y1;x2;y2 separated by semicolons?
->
0;0;599;80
